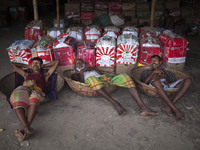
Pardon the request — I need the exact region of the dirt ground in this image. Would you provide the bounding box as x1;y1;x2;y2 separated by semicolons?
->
0;16;200;150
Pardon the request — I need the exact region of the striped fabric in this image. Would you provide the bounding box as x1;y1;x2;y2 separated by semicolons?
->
85;73;135;90
10;86;45;111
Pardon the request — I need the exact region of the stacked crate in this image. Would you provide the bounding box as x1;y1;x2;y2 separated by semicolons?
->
154;1;165;26
108;2;122;15
64;2;80;24
81;2;94;26
122;2;137;26
165;0;181;23
137;1;150;26
181;6;194;24
95;2;108;18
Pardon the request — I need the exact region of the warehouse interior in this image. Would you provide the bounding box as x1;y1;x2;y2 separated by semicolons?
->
0;0;200;149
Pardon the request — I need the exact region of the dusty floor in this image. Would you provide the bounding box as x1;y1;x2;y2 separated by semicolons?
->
0;16;200;150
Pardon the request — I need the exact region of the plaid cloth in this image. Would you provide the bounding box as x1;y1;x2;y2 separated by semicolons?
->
85;73;135;90
6;69;58;109
10;85;45;112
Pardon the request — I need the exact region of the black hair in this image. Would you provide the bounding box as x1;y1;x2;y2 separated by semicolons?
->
75;58;85;64
31;57;43;64
151;55;162;61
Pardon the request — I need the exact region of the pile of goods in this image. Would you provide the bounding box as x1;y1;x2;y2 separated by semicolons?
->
8;24;189;74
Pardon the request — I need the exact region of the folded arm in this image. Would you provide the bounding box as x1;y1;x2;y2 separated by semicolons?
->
44;60;60;82
10;62;29;78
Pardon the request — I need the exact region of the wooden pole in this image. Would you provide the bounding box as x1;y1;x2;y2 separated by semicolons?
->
33;0;39;21
56;0;60;29
150;0;156;27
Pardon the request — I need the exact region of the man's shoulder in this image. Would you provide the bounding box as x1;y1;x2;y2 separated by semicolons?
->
143;69;153;74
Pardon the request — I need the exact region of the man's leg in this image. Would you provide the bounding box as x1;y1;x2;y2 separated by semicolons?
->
96;88;125;116
27;104;38;125
163;78;192;115
152;80;184;120
14;108;30;131
128;87;159;116
14;108;32;140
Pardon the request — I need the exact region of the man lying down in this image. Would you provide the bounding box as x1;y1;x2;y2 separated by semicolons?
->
72;58;159;117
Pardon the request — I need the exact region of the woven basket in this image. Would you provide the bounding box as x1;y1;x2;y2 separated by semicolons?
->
163;62;185;71
96;66;115;74
63;70;117;97
0;72;64;100
116;63;136;76
131;66;191;97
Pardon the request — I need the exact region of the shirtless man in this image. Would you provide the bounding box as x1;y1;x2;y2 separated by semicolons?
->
72;59;159;117
141;55;192;120
10;57;59;140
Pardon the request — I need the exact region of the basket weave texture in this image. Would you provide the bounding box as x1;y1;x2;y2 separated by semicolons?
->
131;66;191;97
63;70;117;97
0;72;64;100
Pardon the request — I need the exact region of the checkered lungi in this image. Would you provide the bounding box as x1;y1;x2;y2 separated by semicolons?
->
85;73;135;90
10;81;45;112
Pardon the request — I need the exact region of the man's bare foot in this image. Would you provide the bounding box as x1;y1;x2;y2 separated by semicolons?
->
162;107;174;117
140;108;159;117
175;112;184;121
113;103;126;116
15;128;34;141
15;130;26;141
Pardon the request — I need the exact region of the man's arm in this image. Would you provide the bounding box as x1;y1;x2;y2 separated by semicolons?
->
44;60;60;82
10;62;29;78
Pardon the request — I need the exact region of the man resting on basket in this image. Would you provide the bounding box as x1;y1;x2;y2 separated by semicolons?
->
10;57;59;141
141;55;192;121
72;58;159;117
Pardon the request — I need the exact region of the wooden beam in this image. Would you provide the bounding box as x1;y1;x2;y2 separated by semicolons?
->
33;0;39;21
150;0;156;27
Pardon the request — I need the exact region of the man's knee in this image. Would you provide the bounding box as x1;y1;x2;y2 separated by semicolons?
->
185;78;192;86
152;80;162;88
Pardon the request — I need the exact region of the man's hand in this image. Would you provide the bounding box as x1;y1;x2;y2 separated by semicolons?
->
80;66;93;73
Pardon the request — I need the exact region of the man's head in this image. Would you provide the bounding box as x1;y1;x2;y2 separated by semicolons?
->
151;55;162;69
30;57;43;71
75;58;85;70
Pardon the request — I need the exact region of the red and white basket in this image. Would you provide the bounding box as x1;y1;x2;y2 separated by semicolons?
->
77;41;96;67
25;20;46;42
53;37;76;66
8;40;34;65
158;30;188;69
96;36;116;67
117;34;139;65
103;26;120;39
31;38;54;64
138;35;162;66
66;27;83;41
85;26;101;43
122;26;139;37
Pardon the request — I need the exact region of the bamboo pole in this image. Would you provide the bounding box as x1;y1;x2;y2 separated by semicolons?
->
33;0;39;21
150;0;156;27
56;0;60;29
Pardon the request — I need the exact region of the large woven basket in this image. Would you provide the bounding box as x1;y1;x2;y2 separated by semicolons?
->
131;66;191;97
116;63;136;76
0;72;64;100
63;70;117;97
